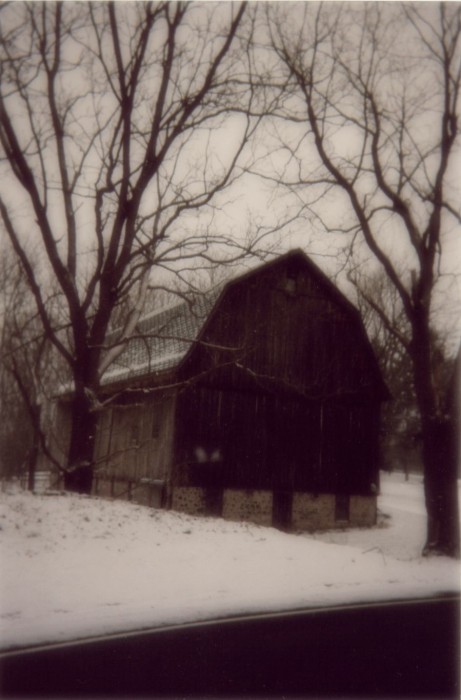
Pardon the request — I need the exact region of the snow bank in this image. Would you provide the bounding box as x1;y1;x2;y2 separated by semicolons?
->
0;472;459;651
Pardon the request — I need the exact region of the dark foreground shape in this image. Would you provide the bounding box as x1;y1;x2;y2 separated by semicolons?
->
0;596;459;698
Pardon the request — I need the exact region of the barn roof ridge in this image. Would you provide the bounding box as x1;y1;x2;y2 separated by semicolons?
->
222;248;356;309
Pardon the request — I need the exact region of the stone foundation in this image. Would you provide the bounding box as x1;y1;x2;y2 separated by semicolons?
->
291;493;336;531
349;494;377;527
171;486;207;515
169;486;377;531
222;489;273;527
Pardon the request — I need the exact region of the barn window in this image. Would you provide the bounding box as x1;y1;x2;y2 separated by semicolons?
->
284;265;298;295
335;494;350;522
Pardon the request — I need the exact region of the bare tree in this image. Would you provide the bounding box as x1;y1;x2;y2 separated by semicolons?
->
351;266;455;481
0;253;32;482
0;1;266;493
264;2;461;556
0;248;62;487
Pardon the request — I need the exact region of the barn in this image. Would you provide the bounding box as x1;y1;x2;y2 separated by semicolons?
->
56;250;389;531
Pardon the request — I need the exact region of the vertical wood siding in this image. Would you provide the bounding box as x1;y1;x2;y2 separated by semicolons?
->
173;257;382;495
94;394;176;487
174;387;378;494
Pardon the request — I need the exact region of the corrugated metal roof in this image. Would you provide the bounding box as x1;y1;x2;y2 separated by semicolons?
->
101;288;221;387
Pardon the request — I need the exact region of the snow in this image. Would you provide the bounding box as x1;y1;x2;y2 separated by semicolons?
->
101;351;186;383
0;472;459;652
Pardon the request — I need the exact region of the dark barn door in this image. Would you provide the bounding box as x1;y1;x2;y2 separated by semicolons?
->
272;490;293;530
321;401;375;495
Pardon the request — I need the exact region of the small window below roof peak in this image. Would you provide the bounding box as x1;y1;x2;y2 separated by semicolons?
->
284;277;297;295
284;264;299;295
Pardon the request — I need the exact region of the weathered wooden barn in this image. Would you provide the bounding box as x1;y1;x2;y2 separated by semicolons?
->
56;250;389;531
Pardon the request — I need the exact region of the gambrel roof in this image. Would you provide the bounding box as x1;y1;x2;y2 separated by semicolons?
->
101;287;221;387
101;250;389;398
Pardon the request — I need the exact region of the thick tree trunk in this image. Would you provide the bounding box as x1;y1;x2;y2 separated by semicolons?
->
26;441;38;492
422;416;460;557
411;320;460;558
64;390;98;495
27;404;41;492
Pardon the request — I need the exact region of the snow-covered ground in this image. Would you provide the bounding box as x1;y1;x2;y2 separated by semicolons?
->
0;472;459;652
